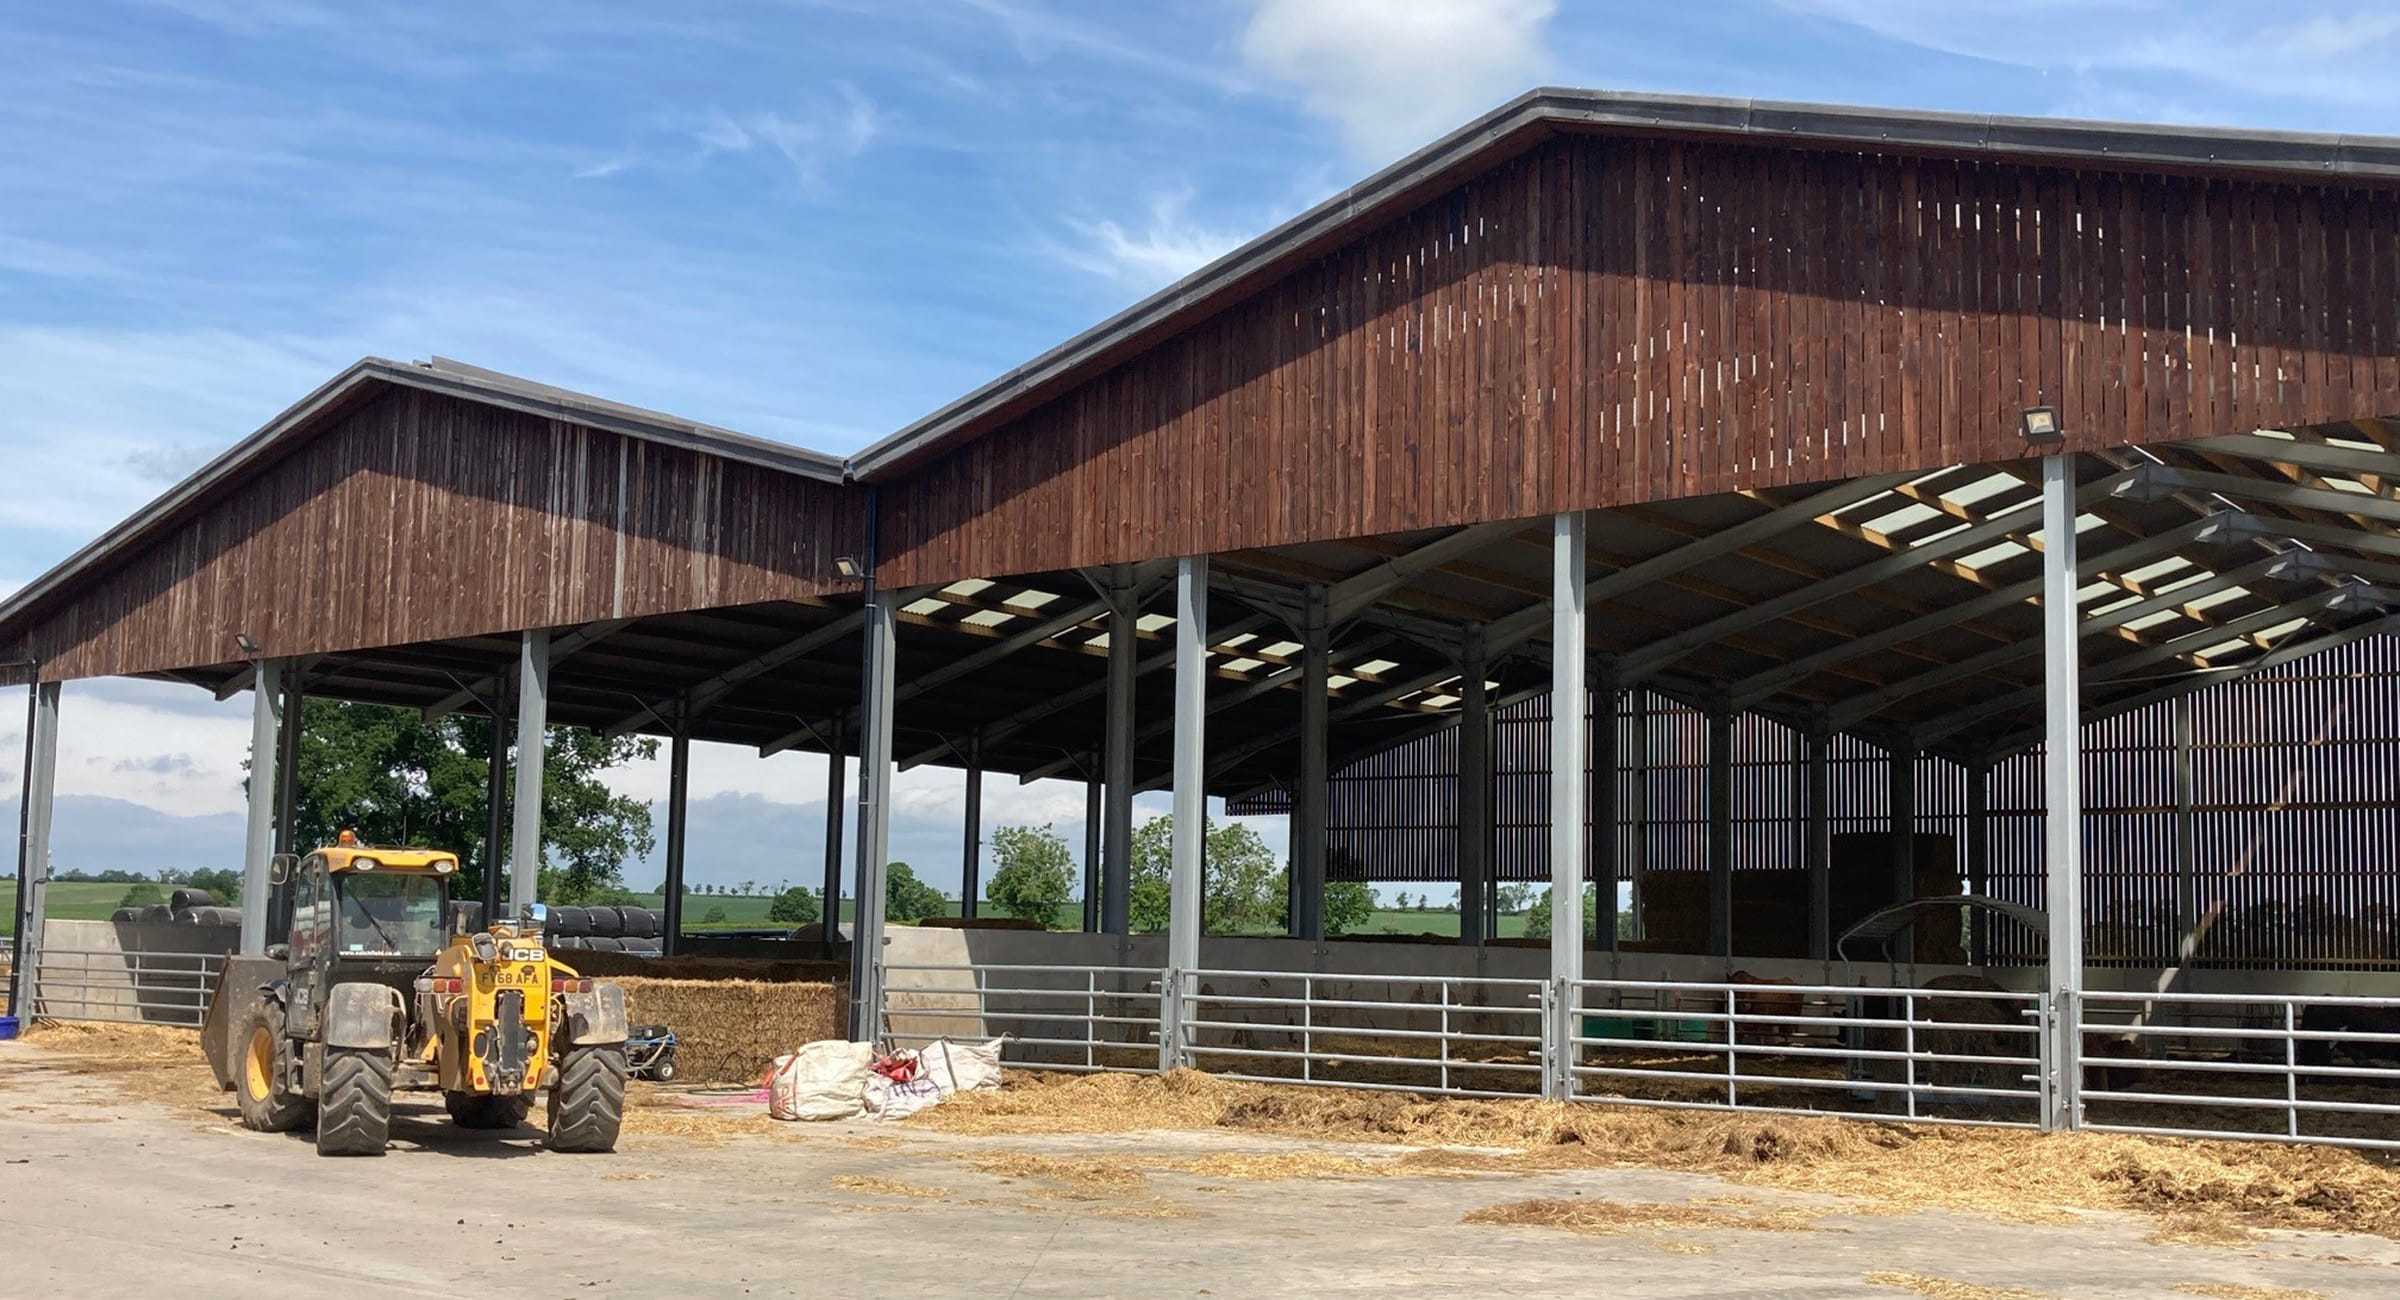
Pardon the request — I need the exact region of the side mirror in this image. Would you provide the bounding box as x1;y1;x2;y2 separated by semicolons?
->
267;853;299;885
449;901;486;936
519;901;549;930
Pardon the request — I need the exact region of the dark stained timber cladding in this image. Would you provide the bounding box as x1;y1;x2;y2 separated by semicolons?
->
21;385;864;681
878;136;2400;587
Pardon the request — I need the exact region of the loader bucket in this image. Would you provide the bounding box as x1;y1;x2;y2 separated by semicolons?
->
199;955;287;1092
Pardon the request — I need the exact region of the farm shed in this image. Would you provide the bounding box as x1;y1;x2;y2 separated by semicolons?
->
6;89;2400;1146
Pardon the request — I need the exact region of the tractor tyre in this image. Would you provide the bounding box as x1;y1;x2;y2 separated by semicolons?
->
444;1090;533;1130
234;1003;313;1134
315;1047;394;1156
547;1045;627;1153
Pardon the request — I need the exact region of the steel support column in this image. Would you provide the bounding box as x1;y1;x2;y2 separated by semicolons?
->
1706;703;1734;962
273;670;303;857
1966;758;1992;966
1457;630;1492;947
2173;695;2198;967
1291;584;1329;941
849;581;898;1038
1629;691;1650;940
821;720;846;948
1101;564;1137;937
1594;664;1620;954
1081;764;1102;932
8;681;60;1017
481;676;512;922
1545;512;1587;1100
509;629;550;913
960;735;983;921
2040;453;2086;1131
662;722;690;957
1161;557;1209;1072
1889;735;1919;964
1806;723;1832;963
239;658;284;954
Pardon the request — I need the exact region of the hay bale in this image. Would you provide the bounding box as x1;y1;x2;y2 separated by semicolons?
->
611;977;846;1085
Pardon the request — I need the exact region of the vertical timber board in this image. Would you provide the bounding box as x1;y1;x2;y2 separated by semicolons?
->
23;385;862;681
873;137;2400;587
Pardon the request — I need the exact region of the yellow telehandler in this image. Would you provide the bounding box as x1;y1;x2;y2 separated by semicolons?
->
202;834;629;1156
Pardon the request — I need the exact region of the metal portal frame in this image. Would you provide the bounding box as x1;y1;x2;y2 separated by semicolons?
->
237;658;282;954
509;628;549;912
8;680;60;1017
2040;453;2086;1132
1545;512;1587;1100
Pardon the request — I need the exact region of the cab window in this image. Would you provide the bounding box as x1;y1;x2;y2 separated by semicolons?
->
289;857;331;961
334;871;445;956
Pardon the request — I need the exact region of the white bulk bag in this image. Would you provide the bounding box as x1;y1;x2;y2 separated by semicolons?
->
767;1040;875;1121
915;1037;1006;1096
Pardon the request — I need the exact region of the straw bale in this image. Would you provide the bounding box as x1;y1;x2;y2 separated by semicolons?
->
2171;1286;2327;1300
611;977;843;1085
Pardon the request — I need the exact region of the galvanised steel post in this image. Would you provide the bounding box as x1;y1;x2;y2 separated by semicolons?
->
9;679;59;1016
273;670;303;857
1594;661;1620;954
239;658;283;954
509;628;550;913
662;721;690;957
2040;453;2086;1131
1292;583;1330;941
481;672;511;922
1456;628;1492;947
821;717;846;947
1806;718;1833;962
1546;512;1587;1101
960;733;983;921
1102;564;1138;937
1162;557;1210;1072
1706;702;1734;961
1081;763;1102;932
1966;757;1991;966
849;579;898;1039
1889;733;1919;964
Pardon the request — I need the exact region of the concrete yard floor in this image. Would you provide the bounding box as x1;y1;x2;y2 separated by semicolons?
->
2;1039;2394;1299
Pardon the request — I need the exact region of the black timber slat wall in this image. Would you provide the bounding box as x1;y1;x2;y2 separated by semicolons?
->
1233;638;2400;970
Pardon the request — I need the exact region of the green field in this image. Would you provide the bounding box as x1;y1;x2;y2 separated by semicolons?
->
0;880;161;935
3;881;1534;940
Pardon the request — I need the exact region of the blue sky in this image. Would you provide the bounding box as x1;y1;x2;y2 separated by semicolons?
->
3;1;2397;897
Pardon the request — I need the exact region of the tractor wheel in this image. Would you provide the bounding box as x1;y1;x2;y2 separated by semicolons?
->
547;1045;627;1153
445;1090;532;1130
315;1047;393;1156
234;1003;313;1134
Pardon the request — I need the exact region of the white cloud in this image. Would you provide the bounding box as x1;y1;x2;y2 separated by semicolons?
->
1779;2;2400;114
685;86;881;186
1051;189;1247;292
1239;0;1556;163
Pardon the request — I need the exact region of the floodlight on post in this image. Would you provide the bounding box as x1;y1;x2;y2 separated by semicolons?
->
2020;406;2063;444
833;555;865;580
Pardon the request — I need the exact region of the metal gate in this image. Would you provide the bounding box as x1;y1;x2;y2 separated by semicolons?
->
877;960;2400;1151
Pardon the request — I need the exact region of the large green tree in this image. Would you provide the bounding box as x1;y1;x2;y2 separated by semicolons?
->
985;823;1074;928
1126;814;1282;934
884;861;948;924
279;700;658;906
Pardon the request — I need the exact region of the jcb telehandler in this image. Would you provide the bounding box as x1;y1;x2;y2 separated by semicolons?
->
201;834;630;1156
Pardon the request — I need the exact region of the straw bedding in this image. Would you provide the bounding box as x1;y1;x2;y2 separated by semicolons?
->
912;1068;2400;1240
